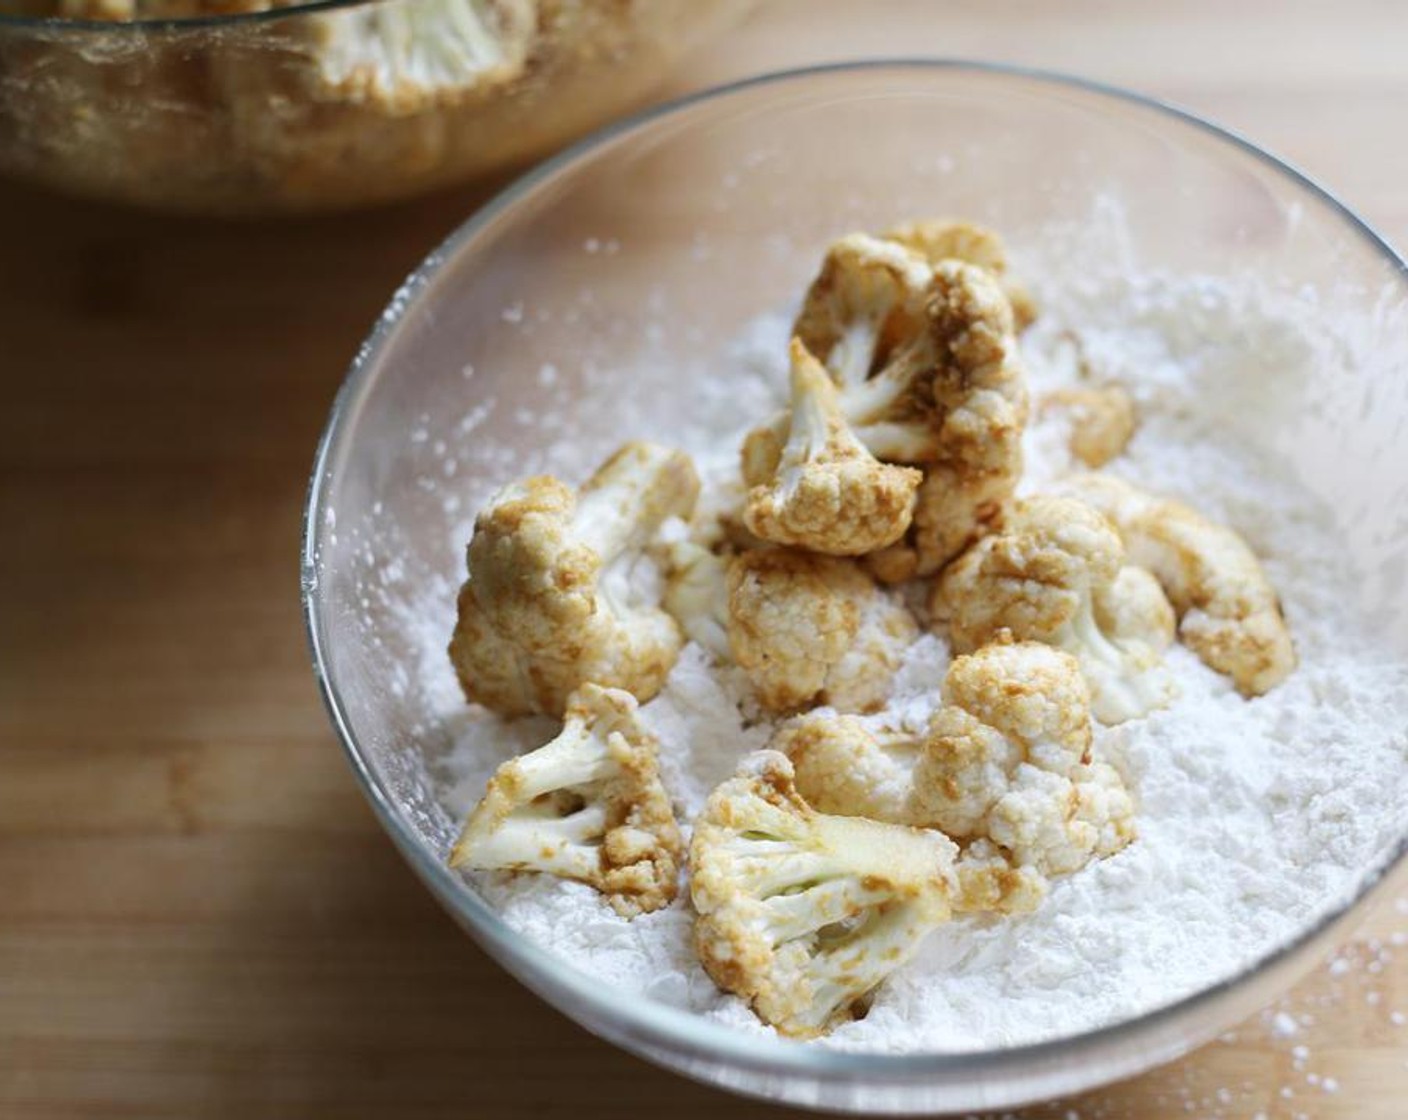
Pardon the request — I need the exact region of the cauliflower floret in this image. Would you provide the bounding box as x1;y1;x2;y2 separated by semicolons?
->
931;496;1176;723
895;260;1030;574
743;339;921;556
690;751;958;1038
1069;474;1296;695
310;0;536;112
727;549;918;713
792;233;933;388
952;838;1048;915
1042;384;1137;468
747;260;1029;578
449;441;700;716
882;219;1038;331
449;683;682;917
779;713;921;824
777;643;1134;905
660;538;732;661
751;250;1028;470
1036;333;1137;469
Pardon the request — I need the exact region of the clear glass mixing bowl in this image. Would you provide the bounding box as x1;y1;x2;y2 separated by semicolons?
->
0;0;754;213
302;61;1408;1113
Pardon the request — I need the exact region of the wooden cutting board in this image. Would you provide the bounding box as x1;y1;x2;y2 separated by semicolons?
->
3;2;1406;1117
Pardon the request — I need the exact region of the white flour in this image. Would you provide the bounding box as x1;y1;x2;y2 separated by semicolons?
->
427;272;1408;1054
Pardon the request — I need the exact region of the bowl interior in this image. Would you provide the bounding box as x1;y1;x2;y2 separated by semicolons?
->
305;63;1408;1112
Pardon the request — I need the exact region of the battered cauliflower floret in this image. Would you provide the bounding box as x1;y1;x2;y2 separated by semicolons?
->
899;260;1030;574
1037;333;1137;468
792;233;933;388
750;251;1028;472
932;497;1177;723
855;260;1029;579
747;260;1029;578
1042;384;1137;468
882;219;1038;331
1069;475;1296;695
449;684;682;917
690;751;958;1038
743;339;922;556
449;441;701;716
778;643;1135;904
727;549;918;713
952;838;1048;915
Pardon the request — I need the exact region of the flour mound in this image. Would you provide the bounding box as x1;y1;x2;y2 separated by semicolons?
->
429;267;1408;1053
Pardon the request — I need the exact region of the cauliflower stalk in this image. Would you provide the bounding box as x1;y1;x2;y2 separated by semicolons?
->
777;642;1135;908
450;683;682;917
933;496;1177;724
690;751;958;1038
727;548;918;714
743;339;922;556
1069;474;1296;695
449;440;700;716
659;537;733;661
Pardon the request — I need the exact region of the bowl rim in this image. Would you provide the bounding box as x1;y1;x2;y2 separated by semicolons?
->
301;58;1408;1086
0;0;380;32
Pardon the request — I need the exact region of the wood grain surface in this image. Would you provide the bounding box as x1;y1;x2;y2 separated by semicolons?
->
3;3;1407;1117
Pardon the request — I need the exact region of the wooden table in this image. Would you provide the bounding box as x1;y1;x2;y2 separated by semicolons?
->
3;3;1406;1116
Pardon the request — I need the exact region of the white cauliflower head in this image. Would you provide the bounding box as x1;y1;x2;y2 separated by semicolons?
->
449;683;682;917
932;496;1177;723
777;642;1135;907
726;548;918;714
743;339;922;556
1069;474;1296;695
690;751;958;1038
449;440;700;716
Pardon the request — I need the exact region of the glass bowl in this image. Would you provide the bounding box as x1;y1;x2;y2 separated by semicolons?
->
301;61;1408;1113
0;0;754;214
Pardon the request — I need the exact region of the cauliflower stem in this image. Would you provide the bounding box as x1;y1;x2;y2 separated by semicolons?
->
450;684;682;917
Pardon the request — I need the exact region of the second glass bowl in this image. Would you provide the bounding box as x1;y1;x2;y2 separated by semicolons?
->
0;0;755;213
